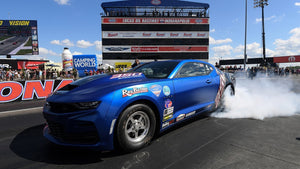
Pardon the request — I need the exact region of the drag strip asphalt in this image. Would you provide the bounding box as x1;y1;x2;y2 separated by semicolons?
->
0;107;43;117
0;104;300;169
0;100;45;114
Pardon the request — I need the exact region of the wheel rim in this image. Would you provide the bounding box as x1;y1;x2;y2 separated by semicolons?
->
125;111;150;143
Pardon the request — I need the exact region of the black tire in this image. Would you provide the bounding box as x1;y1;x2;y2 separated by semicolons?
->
116;104;156;152
218;85;234;112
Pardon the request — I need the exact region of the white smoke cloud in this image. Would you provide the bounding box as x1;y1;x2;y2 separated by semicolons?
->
212;77;300;120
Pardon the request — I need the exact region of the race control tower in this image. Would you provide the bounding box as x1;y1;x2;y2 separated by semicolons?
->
101;0;209;65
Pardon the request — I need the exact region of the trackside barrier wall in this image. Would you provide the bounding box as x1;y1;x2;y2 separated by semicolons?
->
0;79;73;103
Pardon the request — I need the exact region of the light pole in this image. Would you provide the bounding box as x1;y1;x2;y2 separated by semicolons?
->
244;0;248;70
254;0;268;65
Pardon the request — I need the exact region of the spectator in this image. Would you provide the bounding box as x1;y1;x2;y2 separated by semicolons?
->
53;70;57;79
39;69;43;80
84;69;88;76
131;59;140;68
215;62;220;68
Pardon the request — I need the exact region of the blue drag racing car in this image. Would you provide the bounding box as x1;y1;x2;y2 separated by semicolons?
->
43;60;235;152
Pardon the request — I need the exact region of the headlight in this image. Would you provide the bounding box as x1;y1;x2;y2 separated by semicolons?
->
76;101;101;110
46;101;101;113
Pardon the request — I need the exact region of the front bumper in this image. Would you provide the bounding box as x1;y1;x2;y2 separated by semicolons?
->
43;105;115;151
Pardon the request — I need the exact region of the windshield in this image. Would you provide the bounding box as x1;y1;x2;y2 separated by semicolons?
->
129;61;179;79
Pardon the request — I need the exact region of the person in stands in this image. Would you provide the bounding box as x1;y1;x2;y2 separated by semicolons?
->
131;58;140;68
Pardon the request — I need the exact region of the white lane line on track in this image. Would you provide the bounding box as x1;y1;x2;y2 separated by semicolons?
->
0;107;43;115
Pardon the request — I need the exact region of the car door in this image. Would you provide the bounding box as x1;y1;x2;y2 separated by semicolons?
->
172;62;219;114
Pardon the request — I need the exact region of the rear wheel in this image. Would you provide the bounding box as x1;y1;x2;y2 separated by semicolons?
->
116;104;156;152
218;85;234;111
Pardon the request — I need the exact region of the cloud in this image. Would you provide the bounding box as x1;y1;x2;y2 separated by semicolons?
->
76;40;94;48
209;27;300;65
210;29;216;33
72;51;83;55
97;54;103;64
210;37;232;45
50;40;60;45
212;45;233;57
50;39;74;47
94;41;102;51
54;0;70;5
39;47;59;56
255;14;285;23
295;2;300;6
256;15;276;23
61;39;74;47
273;27;300;56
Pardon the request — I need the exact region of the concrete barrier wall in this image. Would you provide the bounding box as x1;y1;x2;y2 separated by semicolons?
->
0;79;73;103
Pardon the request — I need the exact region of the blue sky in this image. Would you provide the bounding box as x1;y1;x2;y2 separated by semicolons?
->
1;0;300;66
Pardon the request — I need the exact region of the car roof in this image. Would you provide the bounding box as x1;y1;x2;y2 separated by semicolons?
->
170;59;213;66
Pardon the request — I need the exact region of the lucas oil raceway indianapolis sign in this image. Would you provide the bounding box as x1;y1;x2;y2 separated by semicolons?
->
0;79;73;103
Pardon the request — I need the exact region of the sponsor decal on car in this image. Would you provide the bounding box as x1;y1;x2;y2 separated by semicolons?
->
162;121;169;128
163;106;174;121
164;99;172;108
163;86;171;96
162;119;175;129
186;111;196;117
122;87;148;97
111;73;143;79
176;114;186;122
150;85;162;97
215;73;226;108
163;106;174;116
163;114;173;122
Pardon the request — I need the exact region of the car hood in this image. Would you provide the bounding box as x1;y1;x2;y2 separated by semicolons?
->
47;73;150;102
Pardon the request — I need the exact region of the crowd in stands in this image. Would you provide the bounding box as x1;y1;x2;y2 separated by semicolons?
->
217;64;300;79
0;68;116;81
1;62;300;82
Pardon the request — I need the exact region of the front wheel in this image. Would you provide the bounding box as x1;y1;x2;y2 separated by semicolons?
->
116;104;156;152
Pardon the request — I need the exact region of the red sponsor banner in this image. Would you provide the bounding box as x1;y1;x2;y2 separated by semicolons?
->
130;46;208;52
131;47;159;52
0;79;73;103
102;17;209;24
17;61;46;69
273;55;300;63
159;46;208;52
103;31;209;39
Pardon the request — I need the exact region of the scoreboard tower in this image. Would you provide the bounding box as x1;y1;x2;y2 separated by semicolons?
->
101;0;209;64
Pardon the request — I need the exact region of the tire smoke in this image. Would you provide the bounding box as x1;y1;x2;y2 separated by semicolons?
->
212;76;300;120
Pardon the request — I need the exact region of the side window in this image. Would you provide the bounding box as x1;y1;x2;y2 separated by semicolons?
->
205;64;213;75
176;62;209;78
